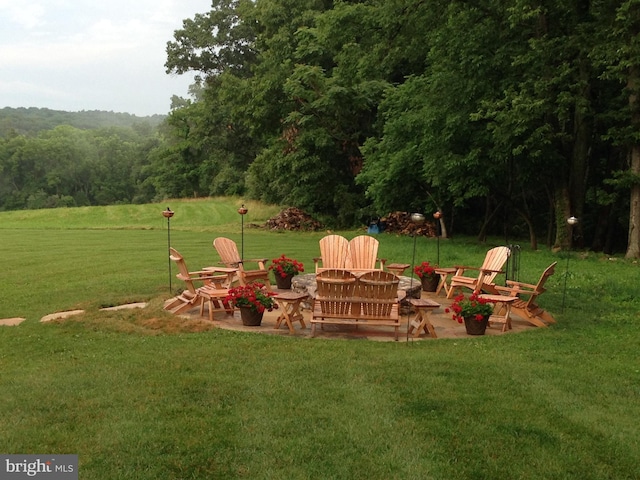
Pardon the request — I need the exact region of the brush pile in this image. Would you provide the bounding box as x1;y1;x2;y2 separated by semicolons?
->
265;207;323;231
379;211;437;237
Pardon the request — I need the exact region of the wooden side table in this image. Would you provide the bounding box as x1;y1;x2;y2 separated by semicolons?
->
479;294;518;332
434;267;457;297
386;263;411;277
274;291;308;333
407;298;441;338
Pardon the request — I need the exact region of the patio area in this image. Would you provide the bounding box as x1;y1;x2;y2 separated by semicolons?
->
192;288;539;342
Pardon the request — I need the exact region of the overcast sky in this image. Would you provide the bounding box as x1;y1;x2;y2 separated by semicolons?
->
0;0;212;116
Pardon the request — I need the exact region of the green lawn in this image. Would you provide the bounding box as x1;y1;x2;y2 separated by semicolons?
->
1;198;639;479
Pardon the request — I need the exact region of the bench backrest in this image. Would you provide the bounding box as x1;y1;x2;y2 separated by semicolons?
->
315;269;399;319
315;269;357;315
356;271;399;317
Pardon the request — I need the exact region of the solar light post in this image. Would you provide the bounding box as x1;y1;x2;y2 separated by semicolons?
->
562;216;578;312
238;204;248;261
433;210;442;266
162;207;175;293
408;213;426;342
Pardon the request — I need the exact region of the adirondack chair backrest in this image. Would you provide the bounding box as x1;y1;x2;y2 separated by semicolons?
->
317;235;349;271
345;235;380;270
523;261;557;310
356;270;399;317
169;248;197;294
213;237;270;287
480;246;511;285
213;237;241;267
315;269;357;315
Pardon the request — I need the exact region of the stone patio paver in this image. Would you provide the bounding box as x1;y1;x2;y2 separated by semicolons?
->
0;317;26;326
100;302;147;311
40;310;85;323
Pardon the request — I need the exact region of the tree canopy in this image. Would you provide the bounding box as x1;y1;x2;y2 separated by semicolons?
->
157;0;640;256
3;0;640;257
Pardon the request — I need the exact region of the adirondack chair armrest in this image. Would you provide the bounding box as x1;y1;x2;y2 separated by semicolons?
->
217;260;240;268
505;279;537;290
187;272;230;287
453;265;480;273
494;285;520;295
495;283;534;296
479;267;504;274
189;270;221;278
240;258;268;264
495;280;537;296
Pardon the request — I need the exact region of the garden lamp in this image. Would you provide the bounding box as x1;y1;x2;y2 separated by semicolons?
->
238;204;248;261
433;210;442;266
162;207;175;293
562;216;578;312
408;213;426;342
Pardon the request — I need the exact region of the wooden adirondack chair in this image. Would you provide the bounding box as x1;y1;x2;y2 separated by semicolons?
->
494;262;557;327
447;246;511;298
313;234;349;272
212;237;272;288
345;235;386;271
163;248;232;321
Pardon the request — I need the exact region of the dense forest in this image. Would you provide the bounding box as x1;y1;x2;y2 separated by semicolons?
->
0;107;165;136
2;0;640;257
0;108;167;209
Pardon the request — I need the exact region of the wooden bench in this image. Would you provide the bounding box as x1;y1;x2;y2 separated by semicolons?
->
311;269;401;341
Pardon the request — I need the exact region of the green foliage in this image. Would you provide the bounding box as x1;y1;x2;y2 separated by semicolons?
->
0;106;164;137
0;125;159;210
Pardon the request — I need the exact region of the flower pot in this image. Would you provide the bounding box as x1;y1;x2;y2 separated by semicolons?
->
239;307;264;326
420;275;439;292
463;315;489;335
274;273;294;290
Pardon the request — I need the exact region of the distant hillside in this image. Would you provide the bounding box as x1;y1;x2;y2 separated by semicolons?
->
0;107;166;136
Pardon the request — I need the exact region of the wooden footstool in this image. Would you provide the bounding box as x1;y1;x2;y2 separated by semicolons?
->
274;291;308;333
407;298;441;338
479;294;518;332
200;286;233;322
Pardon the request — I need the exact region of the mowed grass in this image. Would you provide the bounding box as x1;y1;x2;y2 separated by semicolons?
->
1;198;639;479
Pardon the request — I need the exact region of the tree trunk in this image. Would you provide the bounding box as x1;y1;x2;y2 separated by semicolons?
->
626;66;640;258
553;182;572;250
626;145;640;258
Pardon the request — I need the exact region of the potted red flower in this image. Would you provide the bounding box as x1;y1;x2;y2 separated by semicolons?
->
269;254;304;289
446;293;496;335
413;261;439;292
225;282;278;326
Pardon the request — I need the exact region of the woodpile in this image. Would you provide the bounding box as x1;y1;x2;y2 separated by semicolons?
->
265;207;323;231
379;211;437;237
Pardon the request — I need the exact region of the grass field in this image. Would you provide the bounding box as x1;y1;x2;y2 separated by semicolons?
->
1;198;639;479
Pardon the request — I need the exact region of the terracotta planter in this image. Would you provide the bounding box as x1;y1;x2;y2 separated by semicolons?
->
274;273;294;290
420;275;439;292
239;307;264;326
463;315;489;335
